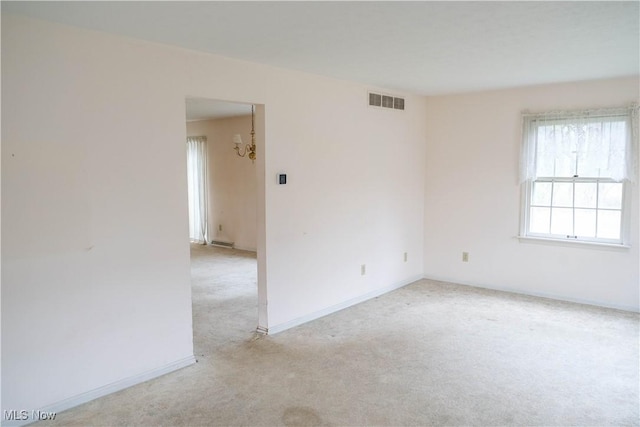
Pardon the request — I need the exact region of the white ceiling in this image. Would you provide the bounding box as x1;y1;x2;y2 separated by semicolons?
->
185;98;252;121
4;1;639;102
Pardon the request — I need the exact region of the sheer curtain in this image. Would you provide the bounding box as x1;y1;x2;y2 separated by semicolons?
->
521;105;638;182
186;136;208;244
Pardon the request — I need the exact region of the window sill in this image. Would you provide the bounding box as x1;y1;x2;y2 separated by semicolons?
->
517;235;631;250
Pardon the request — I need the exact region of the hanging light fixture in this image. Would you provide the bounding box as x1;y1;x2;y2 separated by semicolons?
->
233;105;256;162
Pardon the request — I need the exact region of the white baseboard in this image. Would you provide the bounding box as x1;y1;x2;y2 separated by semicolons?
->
423;275;640;313
232;245;257;253
266;275;423;335
2;355;196;427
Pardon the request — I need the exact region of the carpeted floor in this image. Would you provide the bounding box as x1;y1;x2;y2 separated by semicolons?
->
37;244;639;426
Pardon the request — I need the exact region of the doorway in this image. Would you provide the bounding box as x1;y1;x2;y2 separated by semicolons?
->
184;97;267;355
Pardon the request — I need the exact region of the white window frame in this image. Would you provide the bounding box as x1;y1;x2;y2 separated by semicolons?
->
519;106;637;247
520;178;631;246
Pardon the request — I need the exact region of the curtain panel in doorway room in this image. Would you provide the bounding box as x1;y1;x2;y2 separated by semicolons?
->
186;136;208;244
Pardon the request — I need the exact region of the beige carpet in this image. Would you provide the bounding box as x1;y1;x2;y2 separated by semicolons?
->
37;244;639;426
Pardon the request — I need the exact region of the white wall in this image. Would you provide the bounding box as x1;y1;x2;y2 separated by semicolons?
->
1;14;427;416
262;69;427;327
1;15;196;420
423;77;640;311
187;116;258;251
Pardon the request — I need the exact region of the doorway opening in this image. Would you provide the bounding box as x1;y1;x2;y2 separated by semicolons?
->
184;97;266;357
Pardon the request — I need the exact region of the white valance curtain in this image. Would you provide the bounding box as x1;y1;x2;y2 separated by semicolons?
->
520;105;638;182
186;136;208;244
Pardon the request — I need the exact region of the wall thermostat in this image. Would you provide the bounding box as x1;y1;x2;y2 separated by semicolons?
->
278;174;287;185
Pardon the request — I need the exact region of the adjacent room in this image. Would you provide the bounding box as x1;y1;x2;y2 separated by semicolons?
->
2;2;638;426
185;98;260;351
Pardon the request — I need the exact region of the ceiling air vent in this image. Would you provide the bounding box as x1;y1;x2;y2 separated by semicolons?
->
368;91;405;111
369;92;382;107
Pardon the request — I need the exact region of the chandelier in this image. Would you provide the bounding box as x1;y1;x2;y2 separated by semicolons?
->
233;105;256;162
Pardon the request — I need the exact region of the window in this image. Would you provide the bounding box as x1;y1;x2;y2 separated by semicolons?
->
520;106;637;245
186;136;208;244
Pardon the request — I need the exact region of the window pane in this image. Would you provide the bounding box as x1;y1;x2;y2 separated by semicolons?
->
532;182;552;206
574;183;597;208
598;183;623;209
574;209;596;237
554;152;577;178
535;131;556;177
552;183;573;207
529;207;550;234
536;124;577;177
597;211;621;240
550;208;573;236
578;120;627;178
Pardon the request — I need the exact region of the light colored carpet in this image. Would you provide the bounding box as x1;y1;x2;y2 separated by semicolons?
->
36;244;639;426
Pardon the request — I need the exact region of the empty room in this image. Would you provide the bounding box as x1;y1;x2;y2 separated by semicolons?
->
1;2;638;426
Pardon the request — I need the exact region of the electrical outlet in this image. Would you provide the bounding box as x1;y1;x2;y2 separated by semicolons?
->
404;252;408;262
361;264;366;275
462;252;469;262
